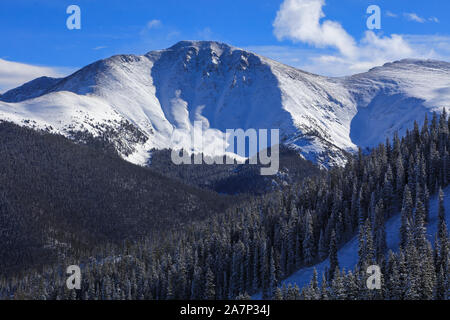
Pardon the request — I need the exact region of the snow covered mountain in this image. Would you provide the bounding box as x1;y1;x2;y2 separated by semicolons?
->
344;59;450;149
0;41;449;167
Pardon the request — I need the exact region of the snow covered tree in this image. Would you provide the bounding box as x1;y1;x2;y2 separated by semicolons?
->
329;230;339;281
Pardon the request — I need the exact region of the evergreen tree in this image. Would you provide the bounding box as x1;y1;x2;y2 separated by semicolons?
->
329;230;339;281
303;210;315;265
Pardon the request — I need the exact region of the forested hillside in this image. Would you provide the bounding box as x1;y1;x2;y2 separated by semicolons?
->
0;122;231;275
149;147;322;195
0;109;449;300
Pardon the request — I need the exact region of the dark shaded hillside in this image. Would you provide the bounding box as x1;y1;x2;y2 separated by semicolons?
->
0;122;230;274
149;146;322;195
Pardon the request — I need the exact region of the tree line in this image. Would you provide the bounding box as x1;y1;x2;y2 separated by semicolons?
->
0;109;449;300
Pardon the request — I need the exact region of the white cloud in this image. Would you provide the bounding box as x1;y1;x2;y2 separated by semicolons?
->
386;11;439;23
0;59;70;93
271;0;447;76
429;17;440;23
273;0;357;58
250;35;450;77
146;19;162;29
246;45;317;66
139;19;163;37
386;11;398;18
404;13;426;23
93;46;107;50
402;34;450;58
403;13;439;24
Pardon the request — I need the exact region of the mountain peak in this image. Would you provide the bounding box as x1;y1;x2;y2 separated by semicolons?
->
0;76;62;102
369;58;450;72
167;40;238;51
1;40;449;169
155;40;248;60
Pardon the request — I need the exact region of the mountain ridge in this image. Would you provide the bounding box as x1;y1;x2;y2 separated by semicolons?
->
1;41;449;167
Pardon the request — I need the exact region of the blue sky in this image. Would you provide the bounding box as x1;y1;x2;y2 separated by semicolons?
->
0;0;449;92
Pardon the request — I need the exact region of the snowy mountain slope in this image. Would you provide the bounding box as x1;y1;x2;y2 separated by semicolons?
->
0;76;62;102
344;59;450;148
275;186;450;292
0;41;449;167
0;91;152;162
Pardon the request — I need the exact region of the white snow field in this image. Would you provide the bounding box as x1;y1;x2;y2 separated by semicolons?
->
0;41;449;167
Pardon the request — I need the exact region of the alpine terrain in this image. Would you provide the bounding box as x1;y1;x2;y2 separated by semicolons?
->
1;41;449;167
0;41;449;301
